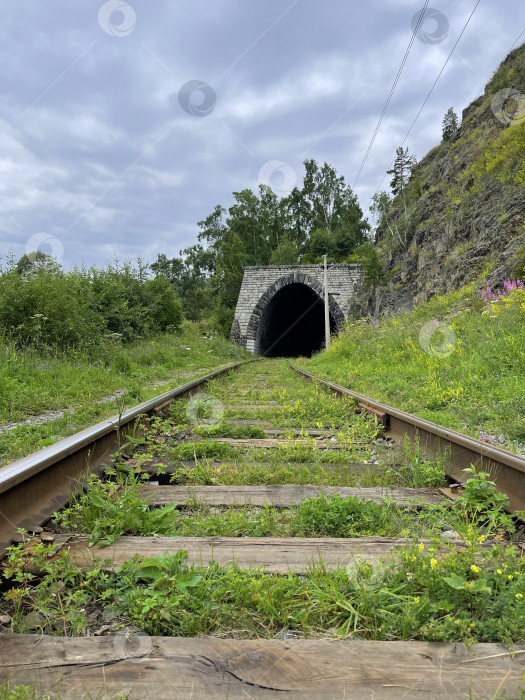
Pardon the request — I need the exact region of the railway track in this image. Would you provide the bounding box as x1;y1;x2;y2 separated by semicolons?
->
0;359;524;699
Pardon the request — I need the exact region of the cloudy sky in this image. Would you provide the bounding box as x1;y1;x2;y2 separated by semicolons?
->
0;0;524;269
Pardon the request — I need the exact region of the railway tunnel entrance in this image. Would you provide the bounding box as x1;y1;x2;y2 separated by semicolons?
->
255;283;336;357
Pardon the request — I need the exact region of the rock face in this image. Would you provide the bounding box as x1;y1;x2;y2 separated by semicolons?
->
356;44;525;317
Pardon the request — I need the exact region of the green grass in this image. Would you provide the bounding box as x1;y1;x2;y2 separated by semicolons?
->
54;473;437;542
303;283;525;448
167;494;434;539
0;686;53;700
194;423;267;439
122;359;446;487
3;535;524;645
0;322;250;466
167;459;391;486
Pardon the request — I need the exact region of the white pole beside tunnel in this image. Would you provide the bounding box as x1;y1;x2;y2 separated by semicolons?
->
323;254;330;350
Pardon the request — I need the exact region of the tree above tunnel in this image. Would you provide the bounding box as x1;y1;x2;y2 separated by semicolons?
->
151;159;369;327
289;160;370;262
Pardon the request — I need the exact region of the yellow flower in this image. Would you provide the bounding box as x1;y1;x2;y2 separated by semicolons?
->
469;622;476;628
515;593;523;600
478;535;487;544
430;558;438;570
508;575;514;581
497;569;503;575
418;543;425;553
470;565;481;574
414;597;420;603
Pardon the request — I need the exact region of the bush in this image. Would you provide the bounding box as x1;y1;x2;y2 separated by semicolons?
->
0;257;184;351
143;276;183;333
0;267;101;350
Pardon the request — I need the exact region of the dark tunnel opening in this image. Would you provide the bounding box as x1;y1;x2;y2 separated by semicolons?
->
256;283;336;358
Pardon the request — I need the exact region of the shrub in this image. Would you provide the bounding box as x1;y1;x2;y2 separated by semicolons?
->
0;257;184;351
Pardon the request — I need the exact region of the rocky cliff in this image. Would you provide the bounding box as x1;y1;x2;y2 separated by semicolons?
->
357;43;525;316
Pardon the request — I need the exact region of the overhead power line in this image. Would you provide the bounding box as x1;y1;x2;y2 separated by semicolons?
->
509;25;525;52
399;0;482;147
368;0;483;206
352;0;430;189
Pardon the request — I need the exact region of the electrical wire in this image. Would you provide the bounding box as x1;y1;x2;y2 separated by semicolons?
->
367;0;483;208
352;0;430;189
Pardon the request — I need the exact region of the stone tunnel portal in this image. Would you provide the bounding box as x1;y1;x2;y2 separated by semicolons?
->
255;283;336;357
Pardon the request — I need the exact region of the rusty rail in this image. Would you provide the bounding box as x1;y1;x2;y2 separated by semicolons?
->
1;357;523;559
288;362;525;513
0;362;252;557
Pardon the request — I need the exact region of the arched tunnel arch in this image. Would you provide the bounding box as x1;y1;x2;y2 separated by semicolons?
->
247;278;344;357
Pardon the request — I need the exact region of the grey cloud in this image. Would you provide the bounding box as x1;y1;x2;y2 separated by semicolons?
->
0;0;524;268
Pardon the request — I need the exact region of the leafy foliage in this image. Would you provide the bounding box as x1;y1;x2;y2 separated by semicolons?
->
304;281;525;444
3;535;524;644
150;159;369;329
387;146;417;196
442;107;459;142
53;471;177;546
0;256;183;350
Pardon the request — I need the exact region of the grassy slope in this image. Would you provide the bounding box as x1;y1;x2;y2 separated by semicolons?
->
0;321;250;466
303;283;525;450
370;44;525;308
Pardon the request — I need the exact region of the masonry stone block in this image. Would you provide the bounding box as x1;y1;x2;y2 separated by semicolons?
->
230;264;361;353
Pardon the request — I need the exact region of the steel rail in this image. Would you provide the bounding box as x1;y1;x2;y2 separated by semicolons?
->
288;362;525;513
0;361;252;557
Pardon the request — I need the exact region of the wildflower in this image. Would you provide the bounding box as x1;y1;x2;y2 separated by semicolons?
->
508;575;514;581
497;569;503;575
430;558;438;570
516;594;523;600
414;597;420;603
418;543;424;553
470;565;481;574
478;535;487;544
470;622;476;628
